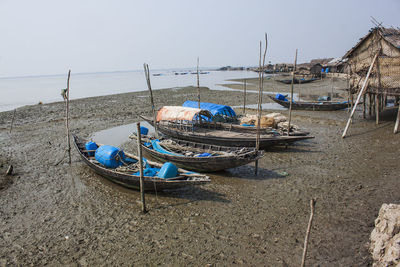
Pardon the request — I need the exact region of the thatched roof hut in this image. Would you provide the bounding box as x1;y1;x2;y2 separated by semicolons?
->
310;63;323;76
343;27;400;96
342;27;400;136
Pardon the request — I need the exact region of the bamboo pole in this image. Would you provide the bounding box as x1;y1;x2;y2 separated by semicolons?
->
243;79;247;115
255;33;267;175
136;122;147;213
9;109;16;135
273;65;276;81
66;70;71;164
394;105;400;134
197;57;200;109
298;77;301;101
287;49;298;136
143;64;158;138
301;198;316;267
342;52;379;138
6;109;16;175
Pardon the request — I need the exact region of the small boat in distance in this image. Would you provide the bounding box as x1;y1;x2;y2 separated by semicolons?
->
73;135;210;191
130;133;264;172
277;78;318;84
269;95;350;111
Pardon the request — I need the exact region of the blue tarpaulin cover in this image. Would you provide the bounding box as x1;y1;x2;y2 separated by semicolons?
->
183;100;236;118
151;140;181;156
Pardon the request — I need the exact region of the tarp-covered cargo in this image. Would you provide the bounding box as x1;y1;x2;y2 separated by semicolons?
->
156;106;212;122
182;100;237;118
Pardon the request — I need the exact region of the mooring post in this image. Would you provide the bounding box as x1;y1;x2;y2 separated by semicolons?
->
63;70;72;164
243;79;247;115
255;33;267;175
197;57;200;109
6;109;16;175
301;198;316;267
136;122;147;213
287;49;298;136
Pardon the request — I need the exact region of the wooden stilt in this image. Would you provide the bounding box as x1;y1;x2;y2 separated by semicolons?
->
287;49;298;135
136;122;147;213
369;93;372;116
363;93;366;119
375;93;380;125
350;93;354;112
394;105;400;134
342;52;379;138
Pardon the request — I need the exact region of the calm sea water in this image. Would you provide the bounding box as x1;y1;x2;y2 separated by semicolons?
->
0;70;260;112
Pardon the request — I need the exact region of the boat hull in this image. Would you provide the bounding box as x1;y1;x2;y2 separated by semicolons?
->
269;96;349;111
73;135;210;191
138;138;264;172
141;117;313;150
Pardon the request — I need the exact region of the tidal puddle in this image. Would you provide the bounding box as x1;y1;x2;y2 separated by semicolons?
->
91;121;155;146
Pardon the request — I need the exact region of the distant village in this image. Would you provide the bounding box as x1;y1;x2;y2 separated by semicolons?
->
218;57;345;77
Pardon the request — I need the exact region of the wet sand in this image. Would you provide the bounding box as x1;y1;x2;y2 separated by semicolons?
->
1;79;399;266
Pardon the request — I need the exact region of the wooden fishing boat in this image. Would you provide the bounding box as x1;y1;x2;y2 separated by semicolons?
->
140;106;313;150
268;95;350;111
277;78;317;84
73;135;210;191
181;100;309;136
130;134;264;172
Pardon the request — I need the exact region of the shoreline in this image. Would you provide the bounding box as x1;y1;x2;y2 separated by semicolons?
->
1;80;399;265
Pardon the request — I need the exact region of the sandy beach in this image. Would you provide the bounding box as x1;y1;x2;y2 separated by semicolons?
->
1;77;399;266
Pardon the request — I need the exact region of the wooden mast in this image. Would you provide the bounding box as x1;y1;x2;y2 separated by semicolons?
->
144;63;158;137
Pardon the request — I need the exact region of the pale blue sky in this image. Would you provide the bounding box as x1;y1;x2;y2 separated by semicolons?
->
0;0;399;77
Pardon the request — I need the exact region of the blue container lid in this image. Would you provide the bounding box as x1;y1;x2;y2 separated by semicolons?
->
157;162;178;179
140;126;149;135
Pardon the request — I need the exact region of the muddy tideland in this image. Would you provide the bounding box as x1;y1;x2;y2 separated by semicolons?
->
0;77;399;266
